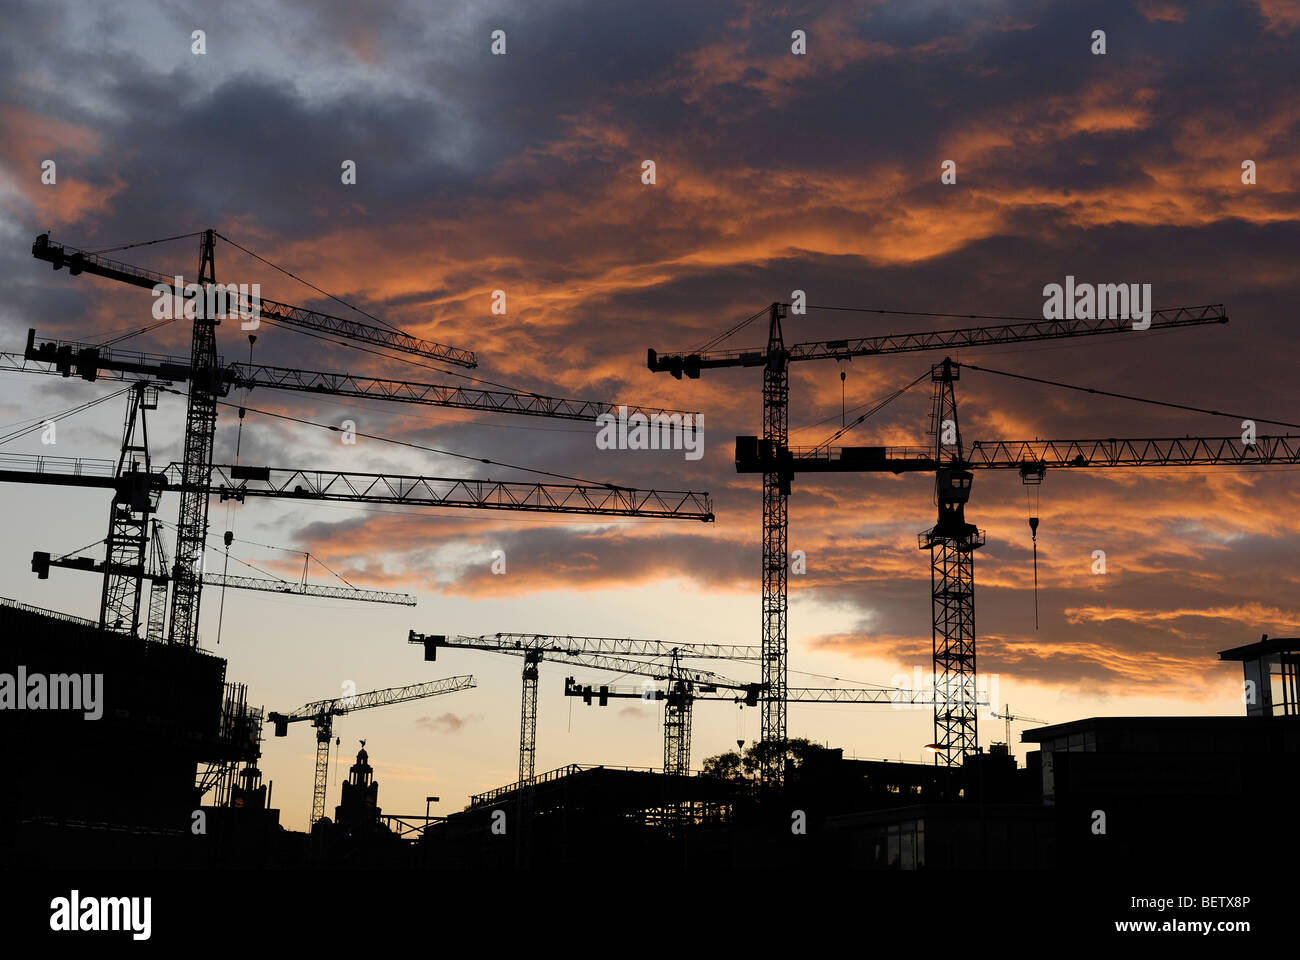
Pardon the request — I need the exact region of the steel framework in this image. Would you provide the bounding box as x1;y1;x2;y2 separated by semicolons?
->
168;230;220;645
7;309;707;639
650;301;1228;784
760;304;790;785
916;359;985;766
736;354;1300;765
0;457;715;520
100;381;158;633
410;631;761;785
268;675;476;825
6;334;696;426
32;234;477;367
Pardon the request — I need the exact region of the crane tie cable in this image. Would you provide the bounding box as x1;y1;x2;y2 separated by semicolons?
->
0;386;134;444
251;315;626;402
958;362;1300;430
215;232;404;334
686;301;1054;360
158;387;643;489
811;369;930;449
215;235;637;403
692;305;771;354
85;231;207;255
804;304;1055;322
161;519;364;592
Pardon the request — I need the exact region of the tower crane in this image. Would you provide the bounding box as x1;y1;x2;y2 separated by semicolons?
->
10;227;707;640
563;653;948;777
736;356;1300;765
24;230;702;646
407;631;952;794
407;632;761;784
32;233;477;365
650;301;1227;784
0;454;714;519
6;329;700;426
267;675;476;826
563;658;938;830
989;704;1048;748
33;518;415;631
1;442;712;642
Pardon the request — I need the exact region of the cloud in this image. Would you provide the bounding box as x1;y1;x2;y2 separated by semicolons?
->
1;0;1297;717
415;711;480;734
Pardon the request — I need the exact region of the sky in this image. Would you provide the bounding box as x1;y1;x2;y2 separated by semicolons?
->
1;0;1297;830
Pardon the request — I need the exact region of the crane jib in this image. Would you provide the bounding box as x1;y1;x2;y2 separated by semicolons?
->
32;234;477;367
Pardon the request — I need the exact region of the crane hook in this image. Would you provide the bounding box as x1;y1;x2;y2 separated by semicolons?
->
1021;465;1044;631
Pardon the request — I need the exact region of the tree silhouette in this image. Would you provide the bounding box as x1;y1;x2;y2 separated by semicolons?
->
701;738;831;782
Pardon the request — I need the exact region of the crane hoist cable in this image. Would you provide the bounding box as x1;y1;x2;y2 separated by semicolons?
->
1030;496;1039;630
1020;467;1044;630
215;334;257;646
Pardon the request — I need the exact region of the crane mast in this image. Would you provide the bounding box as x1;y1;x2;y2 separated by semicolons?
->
31;233;477;366
409;631;760;783
651;300;1227;784
101;381;159;632
736;354;1300;766
7;331;697;426
268;675;476;826
0;455;715;521
565;671;954;776
33;534;417;621
30;228;477;648
18;230;710;645
918;359;983;766
146;521;169;641
169;229;220;645
760;304;790;787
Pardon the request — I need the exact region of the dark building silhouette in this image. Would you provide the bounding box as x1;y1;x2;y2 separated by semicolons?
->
334;742;381;831
8;600;1297;873
0;597;275;867
1219;634;1300;716
823;641;1300;871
